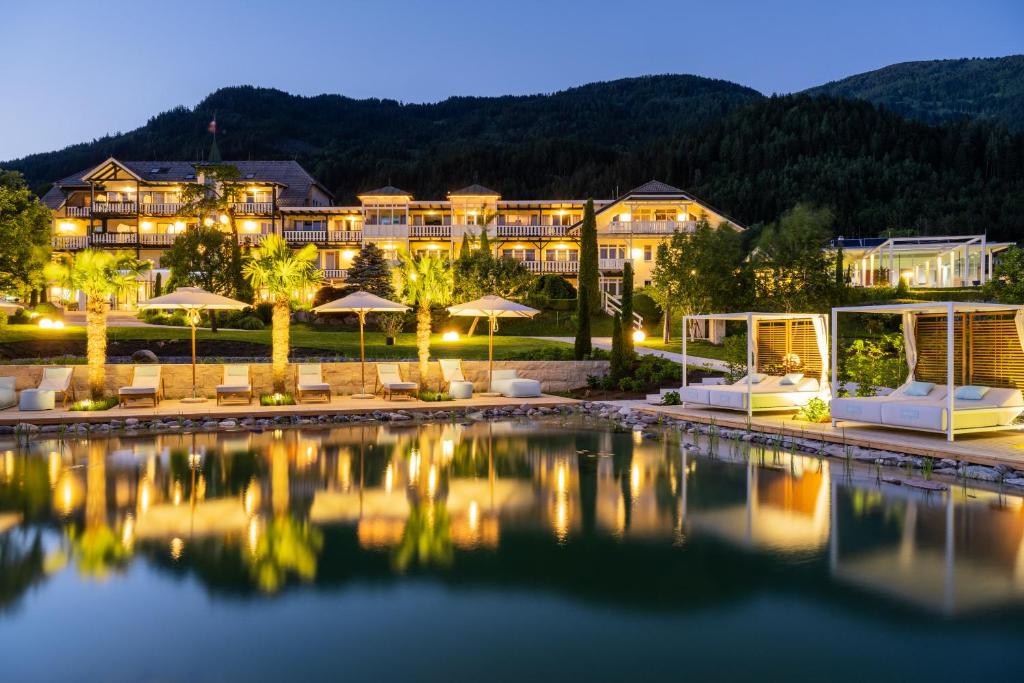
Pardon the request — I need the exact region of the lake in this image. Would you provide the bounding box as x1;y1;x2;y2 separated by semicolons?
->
1;417;1022;681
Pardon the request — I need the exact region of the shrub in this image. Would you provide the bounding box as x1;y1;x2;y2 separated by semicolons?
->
260;392;296;406
661;390;681;405
632;292;662;325
418;390;452;402
70;397;118;411
797;397;830;422
252;302;274;325
840;333;905;396
32;302;61;317
312;285;352;309
376;311;407;337
528;274;576;308
721;335;749;383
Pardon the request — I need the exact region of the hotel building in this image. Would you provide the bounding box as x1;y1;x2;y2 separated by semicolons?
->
42;158;743;310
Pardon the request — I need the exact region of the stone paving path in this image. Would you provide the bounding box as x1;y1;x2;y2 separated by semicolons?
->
530;336;729;371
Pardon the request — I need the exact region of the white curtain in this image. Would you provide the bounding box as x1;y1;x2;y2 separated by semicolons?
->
1015;310;1024;355
749;317;759;373
903;312;918;381
812;315;829;389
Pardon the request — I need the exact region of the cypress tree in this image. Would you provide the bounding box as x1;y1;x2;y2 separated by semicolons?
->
478;227;492;258
579;199;599;314
154;271;163;298
459;232;472;260
610;312;624;379
574;285;592;359
621;260;635;360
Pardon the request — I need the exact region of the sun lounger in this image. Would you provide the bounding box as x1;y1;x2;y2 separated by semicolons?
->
681;374;820;412
37;367;74;408
0;377;16;410
439;359;474;399
376;363;418;400
216;364;253;405
832;382;1024;434
490;369;541;398
295;363;331;403
118;366;164;407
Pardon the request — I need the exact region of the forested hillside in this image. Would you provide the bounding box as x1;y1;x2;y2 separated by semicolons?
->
4;70;1024;240
805;56;1024;132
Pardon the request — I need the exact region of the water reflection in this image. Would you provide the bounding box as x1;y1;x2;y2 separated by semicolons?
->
1;419;1024;619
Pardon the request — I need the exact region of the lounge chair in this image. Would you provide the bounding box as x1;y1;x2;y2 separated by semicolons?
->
216;365;253;405
0;377;15;410
118;366;164;407
37;367;74;408
376;363;418;400
680;373;821;412
490;369;541;398
439;359;474;399
296;363;331;403
832;382;1024;434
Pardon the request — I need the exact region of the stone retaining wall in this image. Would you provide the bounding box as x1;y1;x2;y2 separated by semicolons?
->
0;360;608;399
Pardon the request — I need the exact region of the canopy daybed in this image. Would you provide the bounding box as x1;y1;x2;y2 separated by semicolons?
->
680;312;830;420
830;302;1024;442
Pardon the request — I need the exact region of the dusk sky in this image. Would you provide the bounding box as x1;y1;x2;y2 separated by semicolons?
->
2;0;1021;161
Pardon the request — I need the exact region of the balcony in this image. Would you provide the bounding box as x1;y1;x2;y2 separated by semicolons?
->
52;235;89;250
231;202;274;215
599;258;625;270
64;206;91;218
284;230;364;244
91;232;138;246
410;225;451;239
321;269;349;280
91;202;137;215
237;233;266;247
363;225;409;239
496;224;569;238
140;203;183;216
522;260;579;274
140;233;180;246
607;220;696;235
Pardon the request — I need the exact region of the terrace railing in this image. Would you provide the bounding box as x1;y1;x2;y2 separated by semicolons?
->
52;235;89;249
607;220;696;234
91;202;137;215
139;233;179;246
140;203;183;216
91;232;138;245
231;202;274;215
496;224;569;238
522;260;579;274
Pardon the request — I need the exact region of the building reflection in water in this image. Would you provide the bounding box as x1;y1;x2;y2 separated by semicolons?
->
1;420;1023;614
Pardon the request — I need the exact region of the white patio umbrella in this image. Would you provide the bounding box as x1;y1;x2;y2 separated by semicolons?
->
448;295;539;396
314;291;410;398
139;287;249;402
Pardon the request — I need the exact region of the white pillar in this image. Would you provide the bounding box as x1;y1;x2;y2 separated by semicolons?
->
946;302;955;442
746;313;754;422
681;315;688;390
831;308;838;400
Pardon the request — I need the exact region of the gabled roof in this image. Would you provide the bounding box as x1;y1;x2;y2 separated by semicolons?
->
358;185;412;198
624;180;687;196
82;157;144;182
41;159;331;208
448;183;500;197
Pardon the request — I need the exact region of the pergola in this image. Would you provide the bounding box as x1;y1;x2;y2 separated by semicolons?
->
831;301;1024;441
842;235;1013;288
682;312;829;420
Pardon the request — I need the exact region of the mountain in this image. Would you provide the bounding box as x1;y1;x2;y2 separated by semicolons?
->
4;68;1024;240
804;56;1024;132
4;76;760;201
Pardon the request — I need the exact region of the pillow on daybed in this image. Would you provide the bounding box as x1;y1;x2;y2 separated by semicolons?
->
780;373;804;386
746;373;767;384
904;381;935;397
954;385;990;400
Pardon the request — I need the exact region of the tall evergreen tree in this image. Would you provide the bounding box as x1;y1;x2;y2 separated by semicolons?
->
478;228;491;257
578;199;600;314
0;170;51;299
621;261;635;359
574;285;592;359
610;313;624;379
345;242;394;298
458;232;472;260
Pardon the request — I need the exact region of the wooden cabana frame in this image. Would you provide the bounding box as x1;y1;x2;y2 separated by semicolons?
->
682;312;830;420
831;302;1024;442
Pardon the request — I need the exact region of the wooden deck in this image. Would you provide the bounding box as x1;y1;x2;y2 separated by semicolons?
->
629;402;1024;469
0;394;578;427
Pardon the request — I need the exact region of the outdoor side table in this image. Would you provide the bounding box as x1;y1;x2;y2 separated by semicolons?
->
449;381;474;400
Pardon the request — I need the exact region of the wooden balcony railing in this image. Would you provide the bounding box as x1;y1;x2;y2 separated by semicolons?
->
363;225;409;238
91;232;138;245
237;234;266;246
231;202;274;215
91;202;137;215
284;230;364;244
64;206;91;217
409;225;451;238
522;260;579;273
140;233;179;246
496;224;569;238
599;258;626;270
140;203;183;216
607;220;696;234
52;235;89;249
321;269;349;280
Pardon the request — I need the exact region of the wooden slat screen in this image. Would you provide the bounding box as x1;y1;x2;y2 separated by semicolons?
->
914;312;1024;388
756;319;823;377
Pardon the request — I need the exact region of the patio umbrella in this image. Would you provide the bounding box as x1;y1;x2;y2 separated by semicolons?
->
314;291;410;398
139;287;249;402
448;295;539;396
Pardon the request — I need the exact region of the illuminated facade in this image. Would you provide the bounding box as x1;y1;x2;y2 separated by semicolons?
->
43;160;743;309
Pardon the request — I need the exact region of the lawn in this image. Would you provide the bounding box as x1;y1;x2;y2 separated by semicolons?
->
0;324;576;361
637;337;734;362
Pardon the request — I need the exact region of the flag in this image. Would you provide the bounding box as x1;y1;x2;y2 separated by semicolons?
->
208;116;217;134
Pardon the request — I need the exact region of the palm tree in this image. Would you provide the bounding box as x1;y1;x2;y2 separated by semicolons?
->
242;234;321;393
45;250;148;399
398;252;453;383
